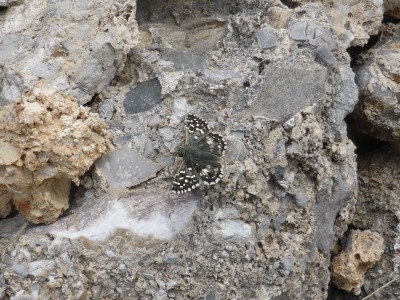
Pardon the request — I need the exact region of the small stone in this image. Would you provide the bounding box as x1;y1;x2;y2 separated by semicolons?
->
0;140;21;165
281;257;293;272
220;220;252;238
292;191;308;208
98;102;114;121
166;280;177;290
95;147;164;191
123;78;162;114
255;27;278;49
316;44;337;65
162;51;205;72
205;291;216;300
12;261;28;278
241;64;326;122
289;21;337;50
283;117;296;130
272;215;286;230
331;230;384;295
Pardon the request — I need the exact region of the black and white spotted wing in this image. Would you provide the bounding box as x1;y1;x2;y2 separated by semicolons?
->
172;114;226;194
172;161;200;194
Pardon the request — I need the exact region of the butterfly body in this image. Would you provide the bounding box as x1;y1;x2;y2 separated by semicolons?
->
179;145;224;165
172;114;226;194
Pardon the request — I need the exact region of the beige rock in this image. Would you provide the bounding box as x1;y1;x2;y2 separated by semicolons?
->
0;190;12;218
326;0;383;47
331;230;385;295
0;86;112;223
13;178;71;224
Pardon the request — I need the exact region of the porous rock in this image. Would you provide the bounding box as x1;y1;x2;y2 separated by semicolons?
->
0;0;138;105
349;24;400;144
331;230;384;294
0;86;111;223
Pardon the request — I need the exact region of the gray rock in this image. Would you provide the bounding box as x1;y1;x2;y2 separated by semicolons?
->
0;0;137;105
205;291;216;300
281;257;293;272
350;25;400;143
272;215;286;230
292;191;308;208
225;138;247;162
289;21;337;50
202;68;239;84
314;166;357;254
242;63;326;122
12;262;28;278
162;51;205;72
95;147;164;191
123;78;162;114
98;102;114;121
255;27;278;49
316;44;337;65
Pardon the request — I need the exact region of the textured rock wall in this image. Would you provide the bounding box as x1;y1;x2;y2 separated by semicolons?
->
0;85;111;223
0;0;399;299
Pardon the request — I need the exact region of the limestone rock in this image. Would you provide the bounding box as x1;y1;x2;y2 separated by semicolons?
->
331;230;385;294
241;63;327;122
0;86;111;223
350;149;400;298
0;0;138;105
323;0;383;47
349;24;400;144
95;147;164;192
30;190;199;241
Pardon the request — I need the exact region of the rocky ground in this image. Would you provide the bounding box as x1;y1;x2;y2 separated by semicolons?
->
0;0;399;299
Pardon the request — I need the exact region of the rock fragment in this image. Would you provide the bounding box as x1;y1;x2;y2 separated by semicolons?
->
123;78;162;114
95;147;164;191
0;87;111;223
331;230;385;294
255;27;278;49
349;25;400;144
241;63;326;122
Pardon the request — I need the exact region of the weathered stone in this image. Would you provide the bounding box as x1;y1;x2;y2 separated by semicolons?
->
0;0;138;105
162;51;205;72
316;44;337;65
202;68;239;84
322;0;383;47
255;26;278;49
0;86;111;223
331;230;384;295
242;63;327;122
0;141;21;165
123;78;162;114
95;147;164;191
349;150;400;298
289;21;337;50
349;24;400;143
384;0;400;19
0;191;12;219
13;177;71;224
32;191;199;241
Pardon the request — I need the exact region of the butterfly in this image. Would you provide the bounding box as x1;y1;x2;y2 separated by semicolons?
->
172;114;226;194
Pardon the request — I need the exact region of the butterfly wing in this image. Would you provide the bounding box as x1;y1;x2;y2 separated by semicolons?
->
174;114;226;193
197;133;226;157
192;161;224;186
185;114;209;145
172;161;200;194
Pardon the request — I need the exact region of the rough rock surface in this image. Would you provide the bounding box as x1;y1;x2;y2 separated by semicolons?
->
0;0;138;105
0;86;111;223
0;0;398;299
349;23;400;146
331;229;385;295
349;147;400;299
